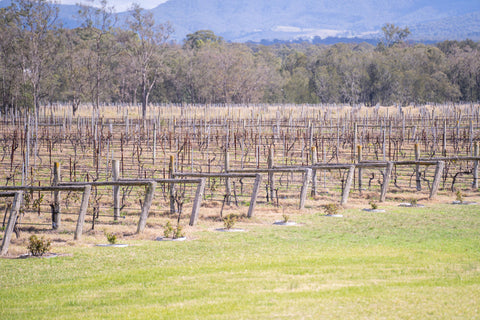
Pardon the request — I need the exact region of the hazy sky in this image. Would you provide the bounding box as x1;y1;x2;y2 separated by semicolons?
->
59;0;168;12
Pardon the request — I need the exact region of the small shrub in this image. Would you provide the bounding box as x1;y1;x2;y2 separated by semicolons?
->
163;221;174;238
174;225;185;239
410;198;418;206
369;200;378;210
455;190;463;203
27;235;51;257
162;221;184;239
104;232;117;244
282;213;290;223
322;203;340;216
223;214;237;230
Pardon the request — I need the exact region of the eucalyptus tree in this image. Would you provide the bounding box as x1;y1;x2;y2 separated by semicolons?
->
125;3;172;118
446;44;480;102
2;0;59;114
184;30;224;49
77;0;118;109
0;5;21;111
54;28;91;115
189;41;267;104
379;23;410;49
253;46;283;103
280;49;315;103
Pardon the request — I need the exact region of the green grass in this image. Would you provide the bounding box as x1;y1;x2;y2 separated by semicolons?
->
1;204;480;319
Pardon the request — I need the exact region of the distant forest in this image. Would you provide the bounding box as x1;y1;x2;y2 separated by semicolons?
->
1;0;479;116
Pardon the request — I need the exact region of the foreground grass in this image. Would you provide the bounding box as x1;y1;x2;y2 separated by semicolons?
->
1;203;480;319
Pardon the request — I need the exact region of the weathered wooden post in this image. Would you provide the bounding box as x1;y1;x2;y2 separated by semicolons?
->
0;191;22;256
310;146;317;196
380;162;393;202
153;122;157;165
189;178;206;226
52;162;61;229
473;142;478;189
169;155;176;214
267;147;275;202
224;150;231;205
353;122;357;160
382;128;386;160
430;161;445;199
256;145;260;169
247;174;262;218
74;185;91;241
299;168;312;210
415;143;421;191
442;120;447;156
357;145;363;192
341;165;355;205
112;160;120;221
137;181;157;234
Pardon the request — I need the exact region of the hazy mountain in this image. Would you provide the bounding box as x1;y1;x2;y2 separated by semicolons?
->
1;0;479;42
146;0;480;42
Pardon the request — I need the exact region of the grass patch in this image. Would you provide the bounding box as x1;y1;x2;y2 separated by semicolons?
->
1;204;480;319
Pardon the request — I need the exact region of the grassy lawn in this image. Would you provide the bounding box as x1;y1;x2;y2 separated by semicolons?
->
1;203;480;319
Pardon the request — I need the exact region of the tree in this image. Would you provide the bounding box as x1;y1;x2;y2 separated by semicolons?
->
0;6;21;111
280;49;315;103
55;28;90;115
380;23;410;48
126;3;172;118
78;0;118;109
184;30;223;49
447;45;480;102
6;0;59;114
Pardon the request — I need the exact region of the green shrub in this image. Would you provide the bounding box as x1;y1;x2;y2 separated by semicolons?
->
104;232;117;244
163;221;185;239
322;203;341;216
163;221;174;238
369;200;378;210
223;214;237;230
174;225;185;239
27;235;51;256
282;213;290;223
456;190;463;203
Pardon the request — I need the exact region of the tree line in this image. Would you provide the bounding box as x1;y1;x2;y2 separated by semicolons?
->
1;0;479;117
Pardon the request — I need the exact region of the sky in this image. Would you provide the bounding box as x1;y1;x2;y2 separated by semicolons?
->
59;0;168;12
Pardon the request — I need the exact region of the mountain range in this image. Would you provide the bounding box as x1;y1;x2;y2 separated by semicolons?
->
2;0;480;43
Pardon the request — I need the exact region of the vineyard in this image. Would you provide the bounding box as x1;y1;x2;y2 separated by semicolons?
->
1;103;480;249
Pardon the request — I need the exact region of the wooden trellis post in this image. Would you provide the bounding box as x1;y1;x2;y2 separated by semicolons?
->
189;178;206;226
380;162;393;202
430;161;444;199
341;165;355;205
112;159;120;221
247;174;262;218
473;142;478;189
357;145;363;192
0;191;22;256
299;169;312;210
267;147;275;202
74;185;92;241
153;122;157;165
311;146;317;196
136;181;157;234
169;155;176;214
415;143;421;191
52;162;61;229
224;150;231;205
